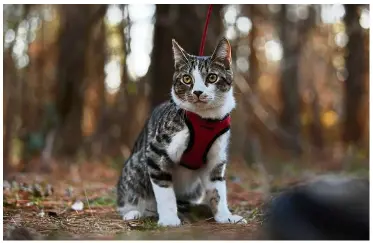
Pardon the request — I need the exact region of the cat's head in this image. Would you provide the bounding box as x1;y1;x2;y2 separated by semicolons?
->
171;38;235;119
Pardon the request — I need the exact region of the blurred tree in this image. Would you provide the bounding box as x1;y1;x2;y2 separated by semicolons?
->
4;48;19;175
2;4;369;172
20;9;54;169
302;6;324;150
81;9;107;158
90;5;150;157
149;4;224;108
343;4;365;145
3;4;30;174
54;4;108;158
84;16;106;136
278;5;316;154
278;5;302;154
246;5;262;88
241;4;263;164
117;5;145;149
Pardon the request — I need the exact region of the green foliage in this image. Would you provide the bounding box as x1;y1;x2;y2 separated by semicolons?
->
131;218;162;231
89;196;116;207
247;207;263;224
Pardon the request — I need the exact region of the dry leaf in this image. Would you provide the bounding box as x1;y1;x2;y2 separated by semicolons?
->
71;200;84;211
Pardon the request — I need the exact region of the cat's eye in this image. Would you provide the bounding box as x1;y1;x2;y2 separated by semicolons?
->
207;74;218;83
182;75;192;84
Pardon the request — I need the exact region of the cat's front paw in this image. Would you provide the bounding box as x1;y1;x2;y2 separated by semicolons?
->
215;214;247;224
158;215;181;227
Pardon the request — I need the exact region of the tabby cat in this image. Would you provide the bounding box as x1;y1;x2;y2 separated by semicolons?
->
116;37;246;226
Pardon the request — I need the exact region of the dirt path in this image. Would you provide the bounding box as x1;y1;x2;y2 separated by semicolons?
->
3;161;264;240
5;157;365;240
3;207;261;240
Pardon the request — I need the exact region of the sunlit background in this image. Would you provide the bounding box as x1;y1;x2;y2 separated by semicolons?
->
3;4;370;176
5;5;369;91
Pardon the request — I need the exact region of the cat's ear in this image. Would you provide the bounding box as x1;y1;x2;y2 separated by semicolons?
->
172;39;189;69
211;37;232;69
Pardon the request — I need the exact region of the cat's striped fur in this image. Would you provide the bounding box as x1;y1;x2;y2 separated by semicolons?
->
116;38;246;226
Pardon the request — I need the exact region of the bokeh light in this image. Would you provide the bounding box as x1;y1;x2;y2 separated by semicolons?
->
104;58;122;94
359;8;370;29
264;40;283;62
236;16;252;34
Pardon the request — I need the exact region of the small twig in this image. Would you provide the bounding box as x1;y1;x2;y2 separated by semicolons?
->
252;136;271;201
81;190;104;232
204;217;214;221
59;206;69;215
11;217;20;226
112;223;126;229
83;188;93;217
5;199;64;206
41;129;56;167
234;217;246;224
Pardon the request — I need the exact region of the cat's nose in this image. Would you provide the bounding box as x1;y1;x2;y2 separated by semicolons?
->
193;91;203;97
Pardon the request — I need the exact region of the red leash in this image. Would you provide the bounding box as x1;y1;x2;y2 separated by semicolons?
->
199;4;213;56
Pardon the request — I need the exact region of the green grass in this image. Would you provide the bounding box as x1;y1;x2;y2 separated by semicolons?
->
89;196;116;207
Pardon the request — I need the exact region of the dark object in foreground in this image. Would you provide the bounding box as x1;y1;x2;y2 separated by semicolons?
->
264;175;369;240
4;227;36;240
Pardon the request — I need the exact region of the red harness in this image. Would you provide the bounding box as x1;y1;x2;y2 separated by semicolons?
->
180;111;231;170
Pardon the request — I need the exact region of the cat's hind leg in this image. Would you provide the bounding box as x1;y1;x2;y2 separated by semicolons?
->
117;154;153;221
117;197;157;220
117;187;144;220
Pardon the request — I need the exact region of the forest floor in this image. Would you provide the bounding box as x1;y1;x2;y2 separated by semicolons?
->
2;154;368;240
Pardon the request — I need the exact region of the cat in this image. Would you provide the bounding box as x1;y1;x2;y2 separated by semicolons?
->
116;37;246;227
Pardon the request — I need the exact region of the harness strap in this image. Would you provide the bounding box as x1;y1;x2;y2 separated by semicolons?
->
180;111;231;170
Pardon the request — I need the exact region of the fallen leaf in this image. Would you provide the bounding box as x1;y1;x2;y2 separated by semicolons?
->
26;202;34;207
38;210;45;217
71;200;84;211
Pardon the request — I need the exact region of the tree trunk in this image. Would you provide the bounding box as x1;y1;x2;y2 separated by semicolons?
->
302;6;324;150
3;5;30;175
82;13;107;158
54;5;107;158
118;5;142;149
3;50;18;176
278;5;302;154
247;5;262;88
343;4;365;145
241;4;262;164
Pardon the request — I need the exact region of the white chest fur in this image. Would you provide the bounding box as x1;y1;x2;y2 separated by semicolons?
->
206;131;230;168
166;128;189;163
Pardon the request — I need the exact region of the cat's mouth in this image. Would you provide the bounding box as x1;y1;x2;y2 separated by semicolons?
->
195;100;208;104
185;96;209;104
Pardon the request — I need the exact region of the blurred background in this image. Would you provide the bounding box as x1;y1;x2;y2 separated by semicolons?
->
3;4;369;178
